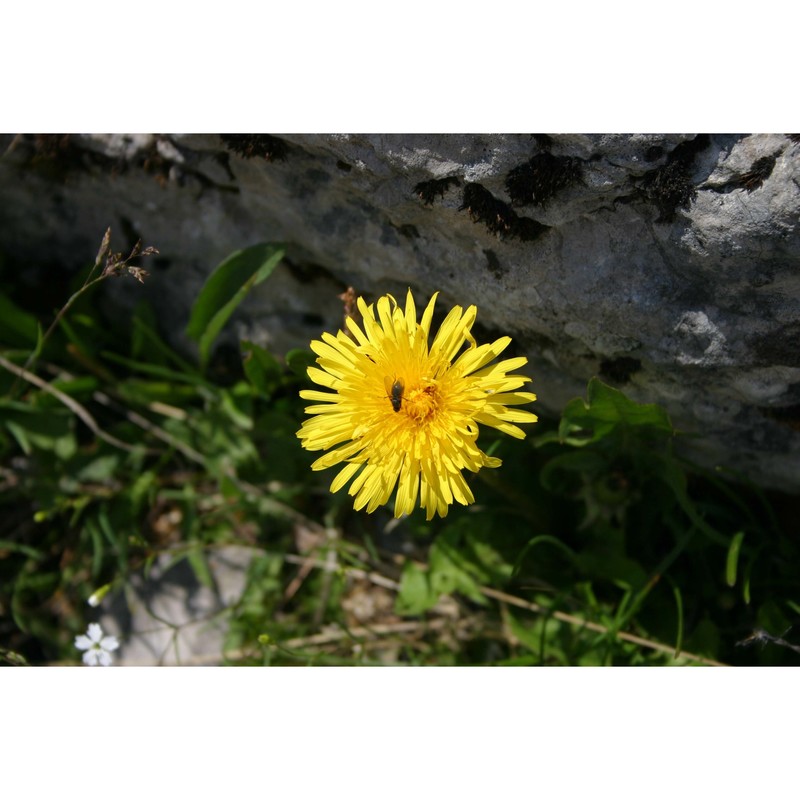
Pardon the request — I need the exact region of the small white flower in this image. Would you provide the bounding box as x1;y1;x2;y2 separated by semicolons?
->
74;623;119;666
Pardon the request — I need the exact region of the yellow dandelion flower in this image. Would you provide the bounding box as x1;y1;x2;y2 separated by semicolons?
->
296;289;538;520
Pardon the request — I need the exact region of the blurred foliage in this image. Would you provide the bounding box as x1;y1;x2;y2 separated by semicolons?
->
1;232;799;667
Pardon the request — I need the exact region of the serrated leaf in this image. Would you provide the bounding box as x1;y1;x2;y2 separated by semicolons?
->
560;377;673;445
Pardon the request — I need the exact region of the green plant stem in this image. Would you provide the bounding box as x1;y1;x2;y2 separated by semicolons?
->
15;275;109;391
0;353;141;453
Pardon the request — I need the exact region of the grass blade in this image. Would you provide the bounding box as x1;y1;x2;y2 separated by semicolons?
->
726;531;745;587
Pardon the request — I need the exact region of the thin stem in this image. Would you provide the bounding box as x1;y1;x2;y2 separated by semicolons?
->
479;585;725;666
0;353;142;454
6;274;109;399
261;552;728;666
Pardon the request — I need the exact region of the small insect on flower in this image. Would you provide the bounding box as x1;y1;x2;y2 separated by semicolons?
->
296;289;538;520
385;376;405;413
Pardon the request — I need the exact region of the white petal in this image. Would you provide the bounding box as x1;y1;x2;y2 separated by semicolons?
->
82;650;100;666
101;636;119;652
86;623;103;643
74;635;92;650
97;650;113;667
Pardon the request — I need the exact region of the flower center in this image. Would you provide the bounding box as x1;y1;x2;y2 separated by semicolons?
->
402;381;440;424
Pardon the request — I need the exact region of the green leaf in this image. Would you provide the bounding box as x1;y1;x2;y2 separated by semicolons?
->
241;340;282;397
114;378;199;407
129;470;157;514
186;243;285;368
75;454;120;483
187;547;215;590
506;610;545;656
97;504;128;573
743;571;752;605
219;384;254;430
725;531;746;587
0;402;76;458
285;348;316;379
656;455;727;546
57;312;104;360
684;616;721;659
0;292;39;348
103;352;212;388
560;377;673;446
85;518;105;580
132;310;200;375
0;647;30;666
395;561;438;616
428;529;488;605
0;539;44;560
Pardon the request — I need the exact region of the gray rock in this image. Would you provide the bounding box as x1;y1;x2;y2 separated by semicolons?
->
99;546;256;666
1;133;799;491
